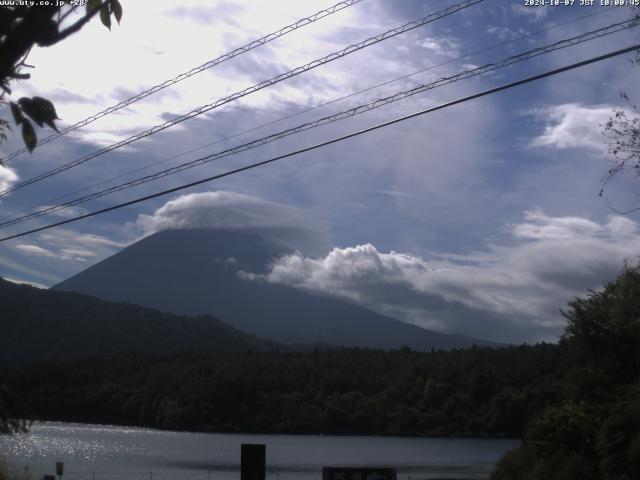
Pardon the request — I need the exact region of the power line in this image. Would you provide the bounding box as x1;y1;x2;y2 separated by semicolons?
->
1;0;365;162
1;43;637;243
0;0;484;198
1;5;615;226
1;17;635;229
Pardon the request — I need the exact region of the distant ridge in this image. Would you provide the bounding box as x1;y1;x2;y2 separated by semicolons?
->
54;229;499;350
0;277;277;361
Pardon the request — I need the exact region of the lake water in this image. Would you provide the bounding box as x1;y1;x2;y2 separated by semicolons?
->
0;423;518;480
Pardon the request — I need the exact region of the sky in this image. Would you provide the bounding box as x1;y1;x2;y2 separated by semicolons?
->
1;0;640;343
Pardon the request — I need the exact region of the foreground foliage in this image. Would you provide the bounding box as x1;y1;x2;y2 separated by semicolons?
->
490;265;640;480
0;1;122;156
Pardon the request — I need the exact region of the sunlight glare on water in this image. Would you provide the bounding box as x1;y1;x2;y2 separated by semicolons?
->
0;422;518;480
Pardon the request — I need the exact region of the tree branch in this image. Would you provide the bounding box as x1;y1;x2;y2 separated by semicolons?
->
39;2;106;46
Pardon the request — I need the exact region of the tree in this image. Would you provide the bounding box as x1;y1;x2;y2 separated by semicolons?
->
600;7;640;205
0;0;122;159
0;385;30;435
601;94;640;204
561;263;640;384
490;264;640;480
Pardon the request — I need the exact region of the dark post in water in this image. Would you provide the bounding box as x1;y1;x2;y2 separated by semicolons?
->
241;444;266;480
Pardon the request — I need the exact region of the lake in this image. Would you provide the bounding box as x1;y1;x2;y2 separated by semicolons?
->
0;422;518;480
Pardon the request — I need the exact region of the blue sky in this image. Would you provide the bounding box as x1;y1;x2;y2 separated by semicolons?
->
1;0;640;343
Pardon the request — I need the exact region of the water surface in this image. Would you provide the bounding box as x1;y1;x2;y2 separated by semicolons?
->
0;422;517;480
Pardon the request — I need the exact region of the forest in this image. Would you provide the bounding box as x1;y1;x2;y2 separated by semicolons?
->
0;343;562;438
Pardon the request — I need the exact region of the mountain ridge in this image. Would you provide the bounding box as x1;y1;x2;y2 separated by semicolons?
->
0;276;278;361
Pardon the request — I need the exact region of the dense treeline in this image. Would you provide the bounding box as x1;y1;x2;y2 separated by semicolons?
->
0;343;563;438
490;265;640;480
0;277;277;361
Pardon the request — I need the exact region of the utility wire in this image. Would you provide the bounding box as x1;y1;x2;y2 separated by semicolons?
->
1;17;635;229
0;0;483;198
1;43;637;243
1;0;365;162
0;4;615;225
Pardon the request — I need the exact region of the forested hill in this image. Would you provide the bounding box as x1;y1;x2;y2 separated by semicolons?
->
0;277;277;360
1;344;564;437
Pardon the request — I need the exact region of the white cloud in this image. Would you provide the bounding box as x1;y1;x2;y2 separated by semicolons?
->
263;243;431;299
15;244;58;258
71;233;129;249
511;4;548;21
0;164;18;191
419;35;460;58
530;104;615;153
13;230;126;264
375;189;413;199
15;243;93;262
135;191;331;255
4;277;48;289
38;205;89;218
511;208;612;240
485;25;528;41
248;210;640;342
0;253;61;284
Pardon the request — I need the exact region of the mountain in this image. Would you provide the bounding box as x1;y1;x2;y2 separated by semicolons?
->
54;229;498;350
0;277;277;361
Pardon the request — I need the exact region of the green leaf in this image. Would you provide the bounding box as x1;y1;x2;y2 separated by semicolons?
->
100;3;111;29
18;98;43;127
86;0;101;14
31;97;60;131
21;120;37;153
18;97;59;132
9;102;24;125
112;0;123;24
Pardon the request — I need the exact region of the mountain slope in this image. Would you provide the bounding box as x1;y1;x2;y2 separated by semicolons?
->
0;277;276;361
54;229;497;350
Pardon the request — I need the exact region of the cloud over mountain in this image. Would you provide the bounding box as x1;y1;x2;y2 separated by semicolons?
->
253;209;640;342
135;191;331;255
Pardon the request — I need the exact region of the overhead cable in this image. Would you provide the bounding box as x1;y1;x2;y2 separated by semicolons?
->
1;0;365;162
1;43;637;243
1;17;635;229
1;4;615;225
0;0;484;198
